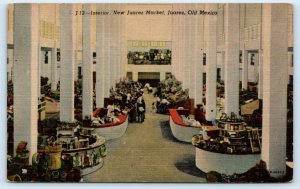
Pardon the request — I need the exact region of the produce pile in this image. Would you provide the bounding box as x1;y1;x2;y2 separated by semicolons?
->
156;74;189;104
206;160;292;183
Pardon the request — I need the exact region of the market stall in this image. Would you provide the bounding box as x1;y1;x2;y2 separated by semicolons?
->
169;109;203;143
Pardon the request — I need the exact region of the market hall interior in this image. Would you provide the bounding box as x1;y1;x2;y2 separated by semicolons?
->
7;3;293;182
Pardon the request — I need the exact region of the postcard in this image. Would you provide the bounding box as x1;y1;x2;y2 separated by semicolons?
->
7;3;293;183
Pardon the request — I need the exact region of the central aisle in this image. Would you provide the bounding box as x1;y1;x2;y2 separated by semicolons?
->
84;91;206;182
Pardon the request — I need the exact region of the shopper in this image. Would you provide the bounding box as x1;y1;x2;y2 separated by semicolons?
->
137;95;145;123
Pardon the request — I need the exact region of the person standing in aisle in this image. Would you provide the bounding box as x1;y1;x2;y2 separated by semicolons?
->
141;96;146;120
137;95;145;123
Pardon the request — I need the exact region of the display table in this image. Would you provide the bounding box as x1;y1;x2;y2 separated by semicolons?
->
81;108;129;140
195;147;260;175
61;135;106;176
56;122;107;176
169;109;202;143
193;114;262;175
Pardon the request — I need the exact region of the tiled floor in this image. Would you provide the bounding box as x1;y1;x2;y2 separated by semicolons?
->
84;92;206;182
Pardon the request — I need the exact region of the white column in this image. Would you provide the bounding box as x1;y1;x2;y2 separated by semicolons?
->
220;51;225;80
205;4;218;121
261;4;288;178
258;50;263;99
216;52;222;79
60;4;76;122
175;5;182;82
224;4;240;115
178;5;186;84
104;4;111;97
253;53;259;84
179;5;187;89
51;48;57;91
7;49;14;81
120;5;126;79
13;4;39;162
183;4;191;91
47;52;51;81
194;4;204;106
116;4;122;81
109;4;115;86
40;51;46;78
38;47;41;97
160;72;165;81
132;72;138;81
110;4;119;86
189;10;197;99
242;50;248;91
171;4;178;78
96;4;105;108
82;4;94;118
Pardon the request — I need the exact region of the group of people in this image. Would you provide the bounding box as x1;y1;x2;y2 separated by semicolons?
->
127;49;172;65
153;74;189;114
180;115;202;127
91;113;121;126
144;83;153;94
108;78;146;123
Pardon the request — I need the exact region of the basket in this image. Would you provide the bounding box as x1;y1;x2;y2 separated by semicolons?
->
99;144;107;157
7;174;22;182
45;144;62;153
47;151;62;170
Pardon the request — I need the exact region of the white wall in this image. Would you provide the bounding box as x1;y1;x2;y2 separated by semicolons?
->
7;4;294;84
39;4;60;48
123;4;172;81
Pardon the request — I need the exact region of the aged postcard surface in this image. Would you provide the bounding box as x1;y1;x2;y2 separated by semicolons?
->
7;3;293;183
